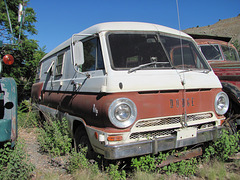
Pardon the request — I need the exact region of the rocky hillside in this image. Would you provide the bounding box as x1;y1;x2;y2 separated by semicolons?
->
184;15;240;45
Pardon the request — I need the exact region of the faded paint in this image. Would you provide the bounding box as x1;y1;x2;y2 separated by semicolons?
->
0;77;17;147
193;35;240;117
37;88;223;131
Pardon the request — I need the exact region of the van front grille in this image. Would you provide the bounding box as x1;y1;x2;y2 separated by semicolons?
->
129;129;175;139
135;113;213;128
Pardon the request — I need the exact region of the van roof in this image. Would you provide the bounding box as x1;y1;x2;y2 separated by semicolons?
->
41;22;192;62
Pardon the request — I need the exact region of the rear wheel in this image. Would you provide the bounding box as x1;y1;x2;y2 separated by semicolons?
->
74;126;96;159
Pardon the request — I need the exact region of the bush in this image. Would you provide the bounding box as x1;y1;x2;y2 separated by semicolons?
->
0;141;35;180
131;154;157;172
37;117;72;156
162;158;198;176
203;129;240;161
106;164;126;180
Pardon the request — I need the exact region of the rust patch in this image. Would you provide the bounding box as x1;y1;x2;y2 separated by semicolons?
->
11;117;17;141
156;147;202;168
31;82;44;102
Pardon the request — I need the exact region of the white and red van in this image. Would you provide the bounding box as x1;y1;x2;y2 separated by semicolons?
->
31;22;229;159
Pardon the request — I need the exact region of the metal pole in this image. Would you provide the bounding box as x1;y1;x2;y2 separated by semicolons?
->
4;0;14;44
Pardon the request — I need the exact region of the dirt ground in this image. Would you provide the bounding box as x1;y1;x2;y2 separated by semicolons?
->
19;128;71;179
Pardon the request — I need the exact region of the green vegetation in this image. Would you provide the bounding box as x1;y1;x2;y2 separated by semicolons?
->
203;129;240;162
0;141;35;180
106;164;126;180
67;147;99;174
37;117;72;156
67;148;101;179
162;158;198;176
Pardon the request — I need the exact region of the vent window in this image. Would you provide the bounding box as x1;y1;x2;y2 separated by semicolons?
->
55;53;64;76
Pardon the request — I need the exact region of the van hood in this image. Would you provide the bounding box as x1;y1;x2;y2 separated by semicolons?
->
104;69;221;92
209;61;240;69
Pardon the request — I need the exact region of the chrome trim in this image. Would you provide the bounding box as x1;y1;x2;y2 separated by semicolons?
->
103;126;222;159
135;112;213;128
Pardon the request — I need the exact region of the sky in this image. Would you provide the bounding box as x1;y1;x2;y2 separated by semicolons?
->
28;0;240;53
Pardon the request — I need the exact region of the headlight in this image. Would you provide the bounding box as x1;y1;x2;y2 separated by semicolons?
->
108;98;137;128
215;92;229;115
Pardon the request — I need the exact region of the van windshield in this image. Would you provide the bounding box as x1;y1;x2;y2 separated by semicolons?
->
108;32;210;71
199;44;223;60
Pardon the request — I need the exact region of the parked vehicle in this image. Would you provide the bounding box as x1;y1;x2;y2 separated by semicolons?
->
0;54;17;147
189;34;240;132
31;22;229;159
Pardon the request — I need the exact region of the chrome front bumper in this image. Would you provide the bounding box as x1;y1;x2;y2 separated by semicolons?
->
104;127;222;159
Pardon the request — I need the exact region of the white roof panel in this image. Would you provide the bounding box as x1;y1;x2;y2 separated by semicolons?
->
41;22;191;62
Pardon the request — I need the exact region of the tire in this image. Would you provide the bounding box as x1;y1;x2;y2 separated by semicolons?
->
74;126;96;159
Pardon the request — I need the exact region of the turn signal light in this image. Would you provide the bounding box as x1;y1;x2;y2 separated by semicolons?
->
107;135;123;141
3;54;14;65
220;119;225;126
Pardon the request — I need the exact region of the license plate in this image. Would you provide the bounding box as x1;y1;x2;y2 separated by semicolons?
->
176;127;197;141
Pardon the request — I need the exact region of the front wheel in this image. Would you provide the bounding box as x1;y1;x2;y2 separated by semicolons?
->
74;126;96;159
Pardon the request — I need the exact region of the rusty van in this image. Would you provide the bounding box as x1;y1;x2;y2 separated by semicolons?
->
189;34;240;132
0;54;17;147
31;22;229;159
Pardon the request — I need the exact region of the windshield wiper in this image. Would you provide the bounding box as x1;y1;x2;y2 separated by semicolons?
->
179;69;211;74
128;62;170;73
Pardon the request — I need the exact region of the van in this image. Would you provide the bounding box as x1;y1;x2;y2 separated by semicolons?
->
31;22;229;159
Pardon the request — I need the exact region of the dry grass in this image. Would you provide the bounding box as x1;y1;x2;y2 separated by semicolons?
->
196;159;240;180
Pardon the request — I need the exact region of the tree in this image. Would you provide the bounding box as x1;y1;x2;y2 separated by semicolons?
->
0;0;46;102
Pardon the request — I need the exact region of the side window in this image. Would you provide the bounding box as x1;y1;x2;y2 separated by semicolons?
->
82;38;104;72
221;45;238;61
55;53;64;76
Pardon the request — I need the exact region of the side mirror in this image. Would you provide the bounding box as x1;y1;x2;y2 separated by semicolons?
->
73;41;84;67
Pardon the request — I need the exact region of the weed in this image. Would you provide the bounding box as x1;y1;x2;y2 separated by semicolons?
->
37;117;72;156
203;129;240;162
67;147;99;176
106;164;126;180
18;100;40;128
131;154;156;172
155;151;169;164
161;158;197;176
0;141;35;180
131;150;197;176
